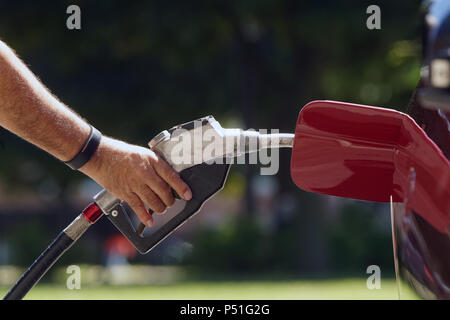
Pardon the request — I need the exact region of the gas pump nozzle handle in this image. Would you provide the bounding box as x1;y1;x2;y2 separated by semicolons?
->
93;115;293;253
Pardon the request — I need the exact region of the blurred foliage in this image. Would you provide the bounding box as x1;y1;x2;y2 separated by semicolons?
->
4;218;99;269
184;216;271;274
0;0;421;192
326;204;394;275
5;219;51;267
0;1;423;275
185;202;393;277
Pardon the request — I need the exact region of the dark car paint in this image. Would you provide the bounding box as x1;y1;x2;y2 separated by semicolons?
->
393;82;450;299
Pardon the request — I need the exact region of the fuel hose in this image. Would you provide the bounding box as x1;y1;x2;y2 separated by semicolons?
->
3;203;103;300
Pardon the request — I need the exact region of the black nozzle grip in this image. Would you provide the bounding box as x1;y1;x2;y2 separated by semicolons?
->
107;161;231;253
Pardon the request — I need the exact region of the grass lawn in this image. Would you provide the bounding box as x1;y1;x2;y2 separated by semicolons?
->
0;279;418;300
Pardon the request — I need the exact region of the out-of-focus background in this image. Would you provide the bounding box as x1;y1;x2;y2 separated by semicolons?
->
0;0;422;299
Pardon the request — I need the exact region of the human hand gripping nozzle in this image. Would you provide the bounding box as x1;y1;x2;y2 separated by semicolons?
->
93;115;294;253
4;115;293;300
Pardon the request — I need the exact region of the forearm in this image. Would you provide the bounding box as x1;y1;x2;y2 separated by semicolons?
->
0;41;192;225
0;40;90;162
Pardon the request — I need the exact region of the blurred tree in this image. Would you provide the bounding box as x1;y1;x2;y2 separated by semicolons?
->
326;203;394;275
0;0;423;275
0;0;421;192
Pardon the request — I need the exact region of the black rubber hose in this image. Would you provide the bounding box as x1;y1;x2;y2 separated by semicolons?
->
3;231;74;300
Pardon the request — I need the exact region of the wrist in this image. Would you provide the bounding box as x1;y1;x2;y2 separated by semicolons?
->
79;136;110;177
65;125;102;170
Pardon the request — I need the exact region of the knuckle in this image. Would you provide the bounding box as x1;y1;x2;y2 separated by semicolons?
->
160;182;172;195
127;200;144;215
144;165;156;175
166;186;174;197
168;170;180;183
123;184;132;194
131;152;143;164
153;203;166;213
163;188;175;205
143;189;158;204
126;196;138;207
141;189;165;213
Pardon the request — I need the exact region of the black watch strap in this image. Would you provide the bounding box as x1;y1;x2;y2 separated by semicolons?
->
65;125;102;170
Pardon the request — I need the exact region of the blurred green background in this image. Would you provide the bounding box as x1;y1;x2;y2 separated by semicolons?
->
0;0;422;299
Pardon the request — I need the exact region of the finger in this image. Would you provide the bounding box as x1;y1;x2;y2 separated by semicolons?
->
153;157;192;201
144;168;175;207
127;193;154;227
138;185;166;214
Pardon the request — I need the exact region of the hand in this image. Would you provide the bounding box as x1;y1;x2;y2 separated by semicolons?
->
80;136;192;227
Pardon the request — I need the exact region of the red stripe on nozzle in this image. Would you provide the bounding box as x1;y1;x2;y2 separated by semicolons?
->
82;202;103;224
